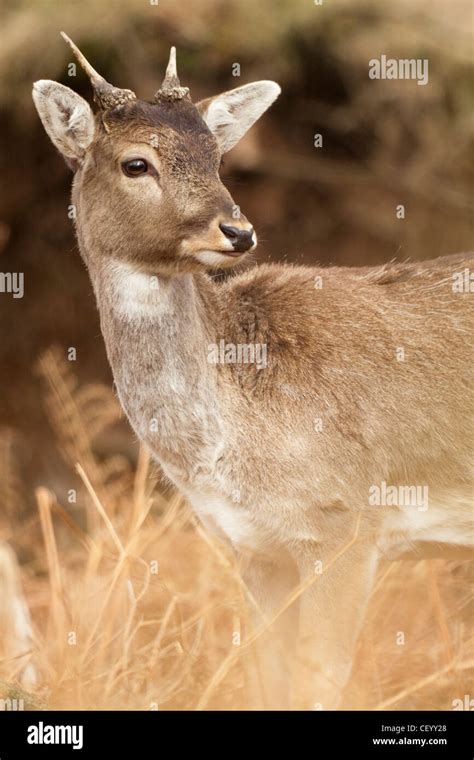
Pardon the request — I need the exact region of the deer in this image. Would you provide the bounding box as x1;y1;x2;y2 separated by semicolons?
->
32;33;473;710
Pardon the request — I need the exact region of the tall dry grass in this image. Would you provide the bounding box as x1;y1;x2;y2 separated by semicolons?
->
0;347;472;710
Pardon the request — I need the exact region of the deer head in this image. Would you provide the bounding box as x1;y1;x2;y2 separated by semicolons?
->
32;34;280;273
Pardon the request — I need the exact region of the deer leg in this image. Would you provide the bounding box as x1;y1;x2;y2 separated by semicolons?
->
241;549;299;710
291;531;379;710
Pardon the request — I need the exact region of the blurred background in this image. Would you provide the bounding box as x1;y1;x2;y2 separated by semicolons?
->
0;0;472;710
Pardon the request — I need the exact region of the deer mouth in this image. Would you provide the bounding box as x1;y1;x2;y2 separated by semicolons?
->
181;229;257;264
215;249;247;257
194;248;249;268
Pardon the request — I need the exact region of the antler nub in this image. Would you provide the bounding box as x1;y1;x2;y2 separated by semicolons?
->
165;46;178;81
60;31;136;110
154;46;190;102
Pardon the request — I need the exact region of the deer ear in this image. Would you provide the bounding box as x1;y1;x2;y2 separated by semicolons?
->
197;81;281;154
32;80;95;169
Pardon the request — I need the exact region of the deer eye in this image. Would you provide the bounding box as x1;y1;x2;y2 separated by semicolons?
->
122;158;149;177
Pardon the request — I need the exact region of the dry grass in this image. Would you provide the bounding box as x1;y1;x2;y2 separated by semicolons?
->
0;348;472;710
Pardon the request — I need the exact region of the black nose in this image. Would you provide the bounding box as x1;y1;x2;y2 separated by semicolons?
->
219;224;254;253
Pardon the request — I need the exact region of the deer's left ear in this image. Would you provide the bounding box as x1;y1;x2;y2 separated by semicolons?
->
32;80;95;170
197;81;281;154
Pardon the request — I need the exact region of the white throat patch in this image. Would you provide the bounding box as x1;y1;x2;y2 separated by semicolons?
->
106;260;165;320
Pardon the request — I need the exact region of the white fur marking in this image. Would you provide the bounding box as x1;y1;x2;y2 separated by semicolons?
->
189;493;260;549
107;260;163;320
195;250;237;267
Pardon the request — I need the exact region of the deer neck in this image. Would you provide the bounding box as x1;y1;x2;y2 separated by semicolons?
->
85;256;225;481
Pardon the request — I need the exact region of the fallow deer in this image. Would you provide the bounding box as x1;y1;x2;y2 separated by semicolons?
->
32;34;473;709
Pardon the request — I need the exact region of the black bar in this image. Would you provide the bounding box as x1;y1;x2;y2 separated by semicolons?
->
0;710;472;757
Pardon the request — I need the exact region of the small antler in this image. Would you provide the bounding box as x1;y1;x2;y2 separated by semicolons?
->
61;32;136;110
154;47;190;102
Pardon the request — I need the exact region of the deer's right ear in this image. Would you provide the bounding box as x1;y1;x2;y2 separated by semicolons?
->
32;80;95;170
197;81;281;154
